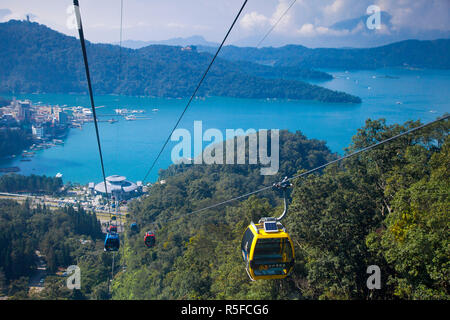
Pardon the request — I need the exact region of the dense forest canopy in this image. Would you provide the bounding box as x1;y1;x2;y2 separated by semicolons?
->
0;174;63;194
0;127;32;158
0;118;447;300
111;118;448;300
0;200;105;299
0;20;360;103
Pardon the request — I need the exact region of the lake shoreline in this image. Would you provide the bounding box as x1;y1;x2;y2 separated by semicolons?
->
0;68;448;184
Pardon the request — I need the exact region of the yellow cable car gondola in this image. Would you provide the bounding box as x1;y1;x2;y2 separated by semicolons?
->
241;177;295;280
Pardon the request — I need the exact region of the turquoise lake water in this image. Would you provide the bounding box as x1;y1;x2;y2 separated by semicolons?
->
1;67;449;184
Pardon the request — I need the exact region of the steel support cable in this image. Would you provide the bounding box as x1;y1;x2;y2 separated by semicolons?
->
141;0;298;182
116;0;126;266
256;0;297;48
180;114;449;217
114;0;124;169
73;0;111;217
142;0;249;183
145;0;298;224
120;202;126;271
110;252;115;295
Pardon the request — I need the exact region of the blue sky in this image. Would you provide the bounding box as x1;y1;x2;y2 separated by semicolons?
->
1;0;449;47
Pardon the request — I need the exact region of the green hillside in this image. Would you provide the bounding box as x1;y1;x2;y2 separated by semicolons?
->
0;118;447;300
0;20;360;103
111;118;449;300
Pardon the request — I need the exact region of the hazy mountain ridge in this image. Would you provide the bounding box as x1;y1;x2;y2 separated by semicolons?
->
116;35;219;49
197;38;450;69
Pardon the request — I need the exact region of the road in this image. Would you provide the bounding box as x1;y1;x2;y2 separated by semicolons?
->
28;250;47;294
0;192;128;223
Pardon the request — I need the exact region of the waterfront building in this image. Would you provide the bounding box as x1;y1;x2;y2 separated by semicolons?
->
56;111;69;125
17;100;32;123
88;182;95;195
32;125;44;139
93;175;140;200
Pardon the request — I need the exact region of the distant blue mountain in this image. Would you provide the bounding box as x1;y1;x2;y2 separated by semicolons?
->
329;11;393;31
198;38;450;70
117;35;219;49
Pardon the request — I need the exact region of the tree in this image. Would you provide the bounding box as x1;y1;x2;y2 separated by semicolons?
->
8;277;29;299
367;136;450;299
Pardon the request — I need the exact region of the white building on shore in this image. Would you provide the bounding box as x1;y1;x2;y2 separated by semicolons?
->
91;175;141;200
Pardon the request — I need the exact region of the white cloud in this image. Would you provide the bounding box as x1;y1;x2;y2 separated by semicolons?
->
375;22;391;35
0;9;30;22
167;22;186;29
238;0;450;46
0;0;448;46
375;0;450;31
268;0;296;29
296;21;366;37
296;23;315;36
324;0;346;15
239;0;370;37
0;8;12;20
240;11;270;30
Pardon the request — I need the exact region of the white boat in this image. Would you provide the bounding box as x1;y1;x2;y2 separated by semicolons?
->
125;115;136;120
115;108;128;114
55;173;63;178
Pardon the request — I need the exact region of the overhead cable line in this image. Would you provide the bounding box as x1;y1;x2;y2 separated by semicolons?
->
182;114;449;217
142;0;249;183
115;0;124;163
256;0;297;48
119;0;124;68
73;0;111;215
119;0;127;271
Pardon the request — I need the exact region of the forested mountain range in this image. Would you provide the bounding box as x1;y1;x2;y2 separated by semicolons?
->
0;20;359;103
117;35;219;49
198;38;450;69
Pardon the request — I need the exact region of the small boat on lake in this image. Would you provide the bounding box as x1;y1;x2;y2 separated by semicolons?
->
22;151;35;157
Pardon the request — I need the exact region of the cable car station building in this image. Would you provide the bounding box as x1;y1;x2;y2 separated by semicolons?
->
91;175;141;200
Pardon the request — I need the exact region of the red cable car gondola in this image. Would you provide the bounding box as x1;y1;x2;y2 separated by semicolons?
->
144;231;156;248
